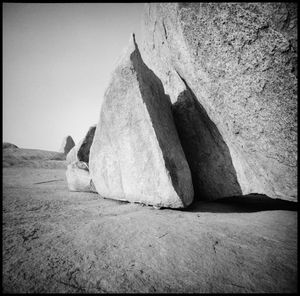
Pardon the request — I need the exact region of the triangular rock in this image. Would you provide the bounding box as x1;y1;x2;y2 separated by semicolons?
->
89;34;194;208
66;125;96;165
59;135;75;155
77;125;96;164
66;140;82;164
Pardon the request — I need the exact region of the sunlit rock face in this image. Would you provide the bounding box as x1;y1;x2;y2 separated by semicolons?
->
59;136;75;155
141;3;297;202
89;34;194;208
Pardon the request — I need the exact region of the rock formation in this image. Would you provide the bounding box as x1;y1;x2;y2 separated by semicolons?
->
66;142;81;165
77;125;96;164
66;161;96;192
89;34;194;208
65;126;97;193
3;142;18;149
141;3;297;202
66;125;96;165
59;136;75;155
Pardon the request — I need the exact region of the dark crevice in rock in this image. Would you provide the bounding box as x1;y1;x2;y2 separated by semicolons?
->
130;35;192;205
172;70;242;201
77;126;96;164
162;21;168;40
152;21;157;49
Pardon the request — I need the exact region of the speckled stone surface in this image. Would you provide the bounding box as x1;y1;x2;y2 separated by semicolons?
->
141;3;297;201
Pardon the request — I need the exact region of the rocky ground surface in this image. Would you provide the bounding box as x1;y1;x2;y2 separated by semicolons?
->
2;148;297;293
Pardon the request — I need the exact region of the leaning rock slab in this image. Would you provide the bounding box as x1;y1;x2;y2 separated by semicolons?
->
89;34;193;208
66;141;81;165
141;3;297;202
77;125;96;164
66;125;96;165
59;136;75;155
66;161;96;192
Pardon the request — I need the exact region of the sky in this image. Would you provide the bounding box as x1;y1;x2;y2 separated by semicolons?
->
3;3;145;151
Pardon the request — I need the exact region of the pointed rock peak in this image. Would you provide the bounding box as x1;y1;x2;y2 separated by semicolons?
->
113;33;139;68
132;33;138;49
127;32;140;55
59;135;75;155
89;30;194;208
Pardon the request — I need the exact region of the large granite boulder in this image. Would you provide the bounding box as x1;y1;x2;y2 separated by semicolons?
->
89;34;194;208
66;161;96;192
141;3;297;202
59;136;75;155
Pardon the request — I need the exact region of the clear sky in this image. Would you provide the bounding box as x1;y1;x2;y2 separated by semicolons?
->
3;3;145;151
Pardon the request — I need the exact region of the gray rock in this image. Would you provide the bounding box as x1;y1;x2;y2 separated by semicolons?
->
66;125;96;165
59;136;75;155
141;3;297;202
89;34;194;208
66;161;96;192
66;140;82;165
3;142;18;149
77;125;96;164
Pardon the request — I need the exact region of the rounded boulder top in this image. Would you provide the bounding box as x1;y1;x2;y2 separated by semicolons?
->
3;142;18;149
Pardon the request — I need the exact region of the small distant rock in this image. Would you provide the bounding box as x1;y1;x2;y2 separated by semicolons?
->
77;125;96;164
59;136;75;155
3;142;18;149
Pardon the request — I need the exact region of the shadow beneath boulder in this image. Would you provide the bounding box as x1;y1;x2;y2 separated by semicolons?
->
183;193;297;213
172;75;242;201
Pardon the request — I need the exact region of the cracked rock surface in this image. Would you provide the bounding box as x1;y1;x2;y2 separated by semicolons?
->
141;3;297;201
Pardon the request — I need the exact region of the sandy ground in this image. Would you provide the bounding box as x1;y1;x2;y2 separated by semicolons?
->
2;148;298;293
